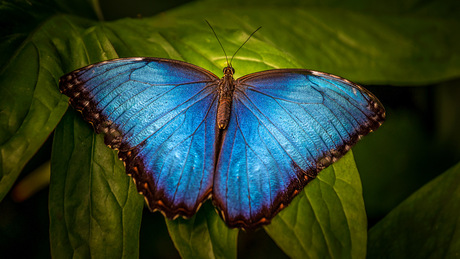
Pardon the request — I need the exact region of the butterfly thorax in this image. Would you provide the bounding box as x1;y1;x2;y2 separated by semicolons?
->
217;66;236;129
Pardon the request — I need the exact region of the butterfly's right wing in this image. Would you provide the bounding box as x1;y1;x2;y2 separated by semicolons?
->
60;58;220;218
213;69;385;229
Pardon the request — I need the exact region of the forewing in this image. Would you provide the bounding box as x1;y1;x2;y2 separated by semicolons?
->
59;58;220;218
213;69;385;229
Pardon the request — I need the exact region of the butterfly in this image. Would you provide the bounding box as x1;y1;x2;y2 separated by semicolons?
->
59;28;385;229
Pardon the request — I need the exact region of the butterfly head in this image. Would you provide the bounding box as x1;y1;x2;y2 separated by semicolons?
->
223;66;235;75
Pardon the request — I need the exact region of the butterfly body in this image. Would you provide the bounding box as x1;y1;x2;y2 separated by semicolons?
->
217;66;236;129
60;57;385;229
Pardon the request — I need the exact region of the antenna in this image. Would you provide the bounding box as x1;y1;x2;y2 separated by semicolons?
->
230;26;261;66
205;20;261;67
206;20;229;67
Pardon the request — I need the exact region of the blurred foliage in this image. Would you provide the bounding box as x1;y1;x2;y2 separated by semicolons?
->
368;160;460;258
1;0;459;258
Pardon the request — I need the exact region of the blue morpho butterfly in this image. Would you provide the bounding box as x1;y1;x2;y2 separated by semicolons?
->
59;24;385;229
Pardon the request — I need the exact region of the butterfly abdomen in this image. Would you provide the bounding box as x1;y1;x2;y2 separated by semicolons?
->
217;67;236;129
217;96;232;129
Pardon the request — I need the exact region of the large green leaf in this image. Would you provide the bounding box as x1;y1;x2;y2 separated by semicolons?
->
265;152;366;259
165;202;238;259
49;110;144;258
0;19;69;201
162;0;460;84
368;160;460;258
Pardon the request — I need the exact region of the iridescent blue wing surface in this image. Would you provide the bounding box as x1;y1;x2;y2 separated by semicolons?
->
59;58;220;218
213;69;385;229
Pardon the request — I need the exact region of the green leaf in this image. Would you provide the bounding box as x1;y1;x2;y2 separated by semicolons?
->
165;202;238;259
0;0;106;203
49;110;144;258
367;160;460;258
164;0;460;85
0;11;116;202
265;152;366;259
0;25;69;201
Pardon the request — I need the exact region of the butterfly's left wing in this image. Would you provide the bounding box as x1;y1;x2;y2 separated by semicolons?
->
213;69;385;229
59;58;220;219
